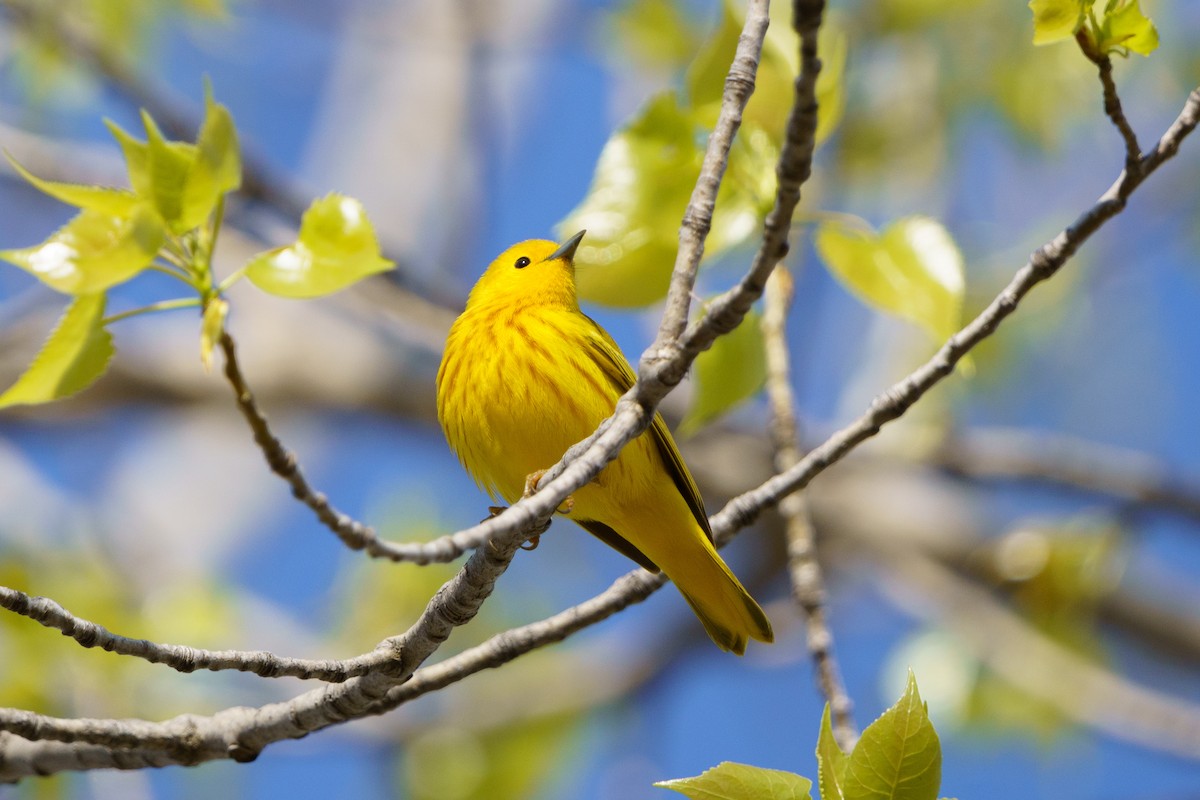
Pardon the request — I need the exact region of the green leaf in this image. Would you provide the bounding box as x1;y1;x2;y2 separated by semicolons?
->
656;761;812;800
106;97;239;235
817;705;850;800
559;92;702;307
5;152;139;216
245;194;394;298
679;309;766;436
1028;0;1087;45
843;671;942;800
0;205;165;295
0;294;114;408
200;298;228;372
1097;0;1158;56
814;216;964;342
560;91;769;308
179;85;242;231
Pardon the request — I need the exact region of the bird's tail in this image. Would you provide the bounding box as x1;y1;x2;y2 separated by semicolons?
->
667;537;774;656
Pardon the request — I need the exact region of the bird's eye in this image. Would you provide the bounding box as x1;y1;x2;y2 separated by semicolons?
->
514;256;531;269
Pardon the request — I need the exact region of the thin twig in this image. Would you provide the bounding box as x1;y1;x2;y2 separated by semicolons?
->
219;332;459;563
653;0;769;344
0;585;385;682
762;268;856;750
1076;30;1142;174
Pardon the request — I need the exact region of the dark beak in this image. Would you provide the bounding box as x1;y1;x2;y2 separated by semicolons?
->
545;229;586;263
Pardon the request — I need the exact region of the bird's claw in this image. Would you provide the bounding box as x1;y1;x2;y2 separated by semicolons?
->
523;469;575;514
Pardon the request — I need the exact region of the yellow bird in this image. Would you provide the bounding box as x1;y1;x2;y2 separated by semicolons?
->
436;231;773;654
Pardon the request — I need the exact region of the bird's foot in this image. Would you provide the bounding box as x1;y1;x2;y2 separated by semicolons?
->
481;504;549;552
523;469;575;514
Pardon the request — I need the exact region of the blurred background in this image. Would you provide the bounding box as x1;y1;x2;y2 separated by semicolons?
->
1;0;1199;798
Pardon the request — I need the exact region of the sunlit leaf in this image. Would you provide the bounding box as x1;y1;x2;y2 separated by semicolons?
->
656;761;812;800
0;293;113;408
200;298;228;373
107;115;197;234
679;309;766;436
561;91;768;307
817;705;850;800
843;671;941;800
1097;0;1158;56
106;98;239;235
245;194;394;298
815;216;964;342
179;85;242;231
4;152;139;216
0;205;165;295
1028;0;1087;45
560;92;702;307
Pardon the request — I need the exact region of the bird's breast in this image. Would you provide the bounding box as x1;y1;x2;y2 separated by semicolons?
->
437;305;624;503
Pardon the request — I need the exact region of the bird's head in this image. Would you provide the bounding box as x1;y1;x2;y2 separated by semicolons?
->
466;230;586;310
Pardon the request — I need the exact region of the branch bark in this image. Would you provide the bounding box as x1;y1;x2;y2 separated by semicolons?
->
762;269;856;750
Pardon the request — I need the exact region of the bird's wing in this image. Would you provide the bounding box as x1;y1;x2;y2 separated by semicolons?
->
581;315;714;541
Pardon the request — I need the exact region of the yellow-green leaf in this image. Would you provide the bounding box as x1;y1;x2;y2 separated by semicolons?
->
5;152;139;216
1097;0;1158;56
560;93;700;307
245;194;394;298
106;106;236;235
814;216;964;342
817;705;850;800
843;671;941;800
680;309;766;436
200;298;228;372
0;205;165;295
1029;0;1087;45
180;85;242;231
656;761;812;800
0;294;113;408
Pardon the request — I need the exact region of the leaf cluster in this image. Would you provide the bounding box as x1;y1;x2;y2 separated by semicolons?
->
657;672;948;800
0;86;393;407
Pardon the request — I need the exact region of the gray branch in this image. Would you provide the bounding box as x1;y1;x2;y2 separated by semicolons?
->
0;585;388;681
762;268;856;751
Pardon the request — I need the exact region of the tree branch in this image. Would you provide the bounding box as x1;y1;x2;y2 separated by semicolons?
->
762;268;856;750
218;332;461;563
1076;30;1142;174
0;585;392;682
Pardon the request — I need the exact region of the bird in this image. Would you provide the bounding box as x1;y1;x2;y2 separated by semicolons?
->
436;230;773;654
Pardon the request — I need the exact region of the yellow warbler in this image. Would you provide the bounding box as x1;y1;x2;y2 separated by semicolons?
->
436;230;773;654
